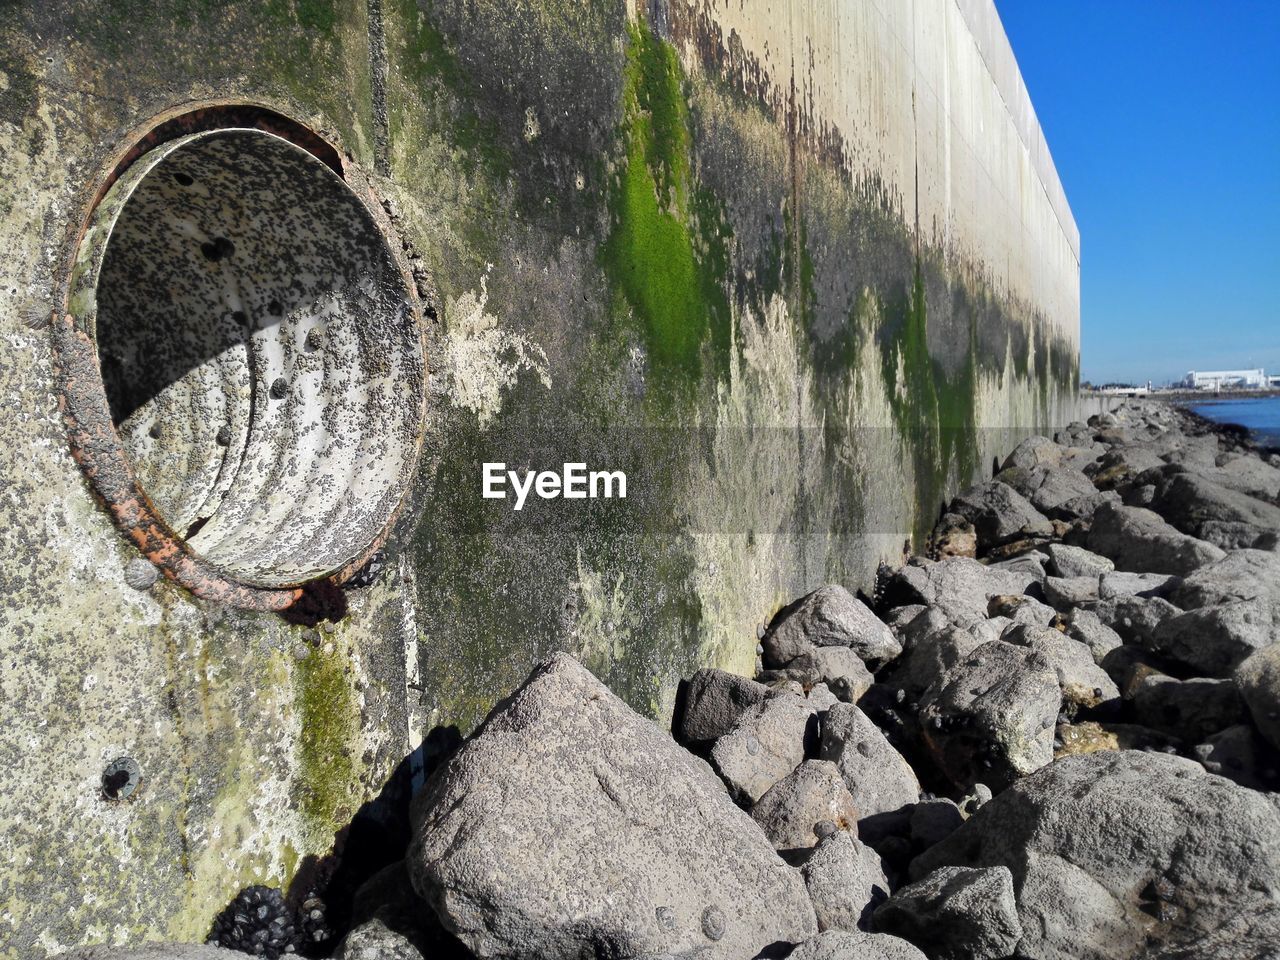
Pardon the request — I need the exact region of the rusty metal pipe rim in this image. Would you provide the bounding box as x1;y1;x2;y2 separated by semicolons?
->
54;111;426;609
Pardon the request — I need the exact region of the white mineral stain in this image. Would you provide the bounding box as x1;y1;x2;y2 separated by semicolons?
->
444;273;551;430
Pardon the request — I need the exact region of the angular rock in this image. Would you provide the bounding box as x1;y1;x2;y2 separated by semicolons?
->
1001;624;1118;713
1054;607;1123;664
890;623;986;699
1137;899;1280;959
1043;575;1100;610
781;646;875;703
1098;571;1177;599
1197;519;1280;550
1045;542;1115;578
764;585;901;667
1001;435;1064;473
711;692;819;805
985;593;1056;627
1028;467;1099;514
750;760;859;861
1148;470;1280;547
1101;647;1170;700
918;641;1061;790
911;750;1280;960
1193;724;1280;791
1213;450;1280;499
807;682;841;714
1050;489;1119;521
1087;501;1225;575
1149;599;1280;676
949;480;1054;548
873;865;1022;960
882;558;1038;625
1085;595;1181;646
674;669;771;747
984;551;1048;581
787;930;928;960
1168;549;1280;610
882;604;930;638
908;798;964;853
1236;644;1280;751
800;833;890;933
818;703;920;818
1131;675;1247;743
409;654;817;959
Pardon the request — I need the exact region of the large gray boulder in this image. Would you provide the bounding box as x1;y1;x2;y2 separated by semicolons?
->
1057;607;1124;664
1137;900;1280;959
873;865;1022;960
1098;571;1177;599
710;692;819;805
889;622;991;698
801;833;890;933
1001;435;1064;473
750;760;859;861
1087;501;1225;575
818;703;920;818
764;585;901;667
788;931;928;960
1193;724;1280;791
918;641;1061;790
1150;599;1280;676
1237;644;1280;751
1130;675;1247;743
883;557;1039;625
409;654;817;959
779;646;875;703
1169;549;1280;610
1045;543;1114;579
1011;465;1099;515
674;668;771;747
910;750;1280;960
1084;595;1181;647
1000;624;1118;714
1042;575;1100;610
948;481;1054;548
1147;470;1280;548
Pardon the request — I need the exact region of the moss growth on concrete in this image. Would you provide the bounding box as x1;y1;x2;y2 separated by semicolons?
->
880;263;981;547
293;642;361;848
603;21;729;388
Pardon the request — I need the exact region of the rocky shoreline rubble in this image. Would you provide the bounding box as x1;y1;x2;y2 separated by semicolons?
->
61;402;1280;960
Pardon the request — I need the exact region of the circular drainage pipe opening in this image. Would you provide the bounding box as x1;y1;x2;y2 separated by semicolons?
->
62;124;424;600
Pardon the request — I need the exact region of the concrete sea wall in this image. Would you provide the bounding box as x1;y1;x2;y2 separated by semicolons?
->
0;0;1078;952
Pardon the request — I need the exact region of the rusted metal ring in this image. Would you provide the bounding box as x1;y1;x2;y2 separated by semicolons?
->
53;107;426;611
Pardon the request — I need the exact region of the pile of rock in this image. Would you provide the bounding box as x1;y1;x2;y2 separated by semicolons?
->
61;403;1280;960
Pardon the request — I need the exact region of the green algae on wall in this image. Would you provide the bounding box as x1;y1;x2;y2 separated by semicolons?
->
603;20;730;387
293;642;362;850
878;265;981;548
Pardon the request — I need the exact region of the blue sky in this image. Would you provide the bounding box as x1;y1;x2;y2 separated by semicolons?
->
997;1;1280;386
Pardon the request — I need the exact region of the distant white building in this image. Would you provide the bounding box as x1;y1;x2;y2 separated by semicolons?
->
1181;369;1267;390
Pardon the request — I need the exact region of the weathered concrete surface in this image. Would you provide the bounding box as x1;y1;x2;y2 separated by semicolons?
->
0;0;1079;953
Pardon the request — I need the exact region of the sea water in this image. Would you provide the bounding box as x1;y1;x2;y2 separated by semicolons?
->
1190;396;1280;445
